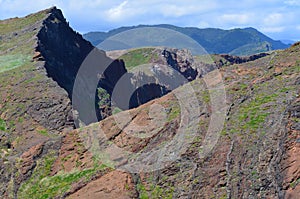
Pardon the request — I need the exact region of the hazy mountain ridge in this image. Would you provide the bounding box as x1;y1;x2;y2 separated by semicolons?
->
84;25;289;56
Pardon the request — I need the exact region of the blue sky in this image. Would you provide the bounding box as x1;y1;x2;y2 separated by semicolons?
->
0;0;299;41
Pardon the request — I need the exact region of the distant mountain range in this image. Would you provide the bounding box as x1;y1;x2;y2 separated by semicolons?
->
83;24;290;56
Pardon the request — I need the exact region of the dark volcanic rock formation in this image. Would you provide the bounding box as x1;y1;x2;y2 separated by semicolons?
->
218;52;269;66
34;7;129;124
34;8;205;124
36;8;94;96
161;48;198;80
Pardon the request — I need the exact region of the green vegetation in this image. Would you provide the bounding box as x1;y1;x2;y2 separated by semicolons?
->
37;129;48;136
120;48;159;70
97;87;110;108
0;11;47;35
222;69;298;138
20;169;97;199
282;61;300;75
201;90;210;104
194;54;230;66
17;151;56;198
290;177;300;189
238;93;278;132
167;104;181;122
137;183;174;199
0;10;47;56
219;195;227;199
194;54;216;65
0;119;6;131
0;54;31;73
112;107;122;115
18;152;109;199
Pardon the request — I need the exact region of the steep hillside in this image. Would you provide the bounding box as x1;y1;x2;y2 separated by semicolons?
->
1;7;300;199
0;7;74;197
20;42;297;199
84;25;289;56
0;7;222;198
0;7;128;198
0;8;74;145
64;43;300;199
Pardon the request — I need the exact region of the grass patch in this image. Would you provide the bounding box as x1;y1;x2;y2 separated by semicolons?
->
120;48;159;70
0;11;47;35
167;105;180;122
18;151;109;199
0;119;6;131
201;90;210;104
137;183;174;199
0;54;31;73
290;177;300;189
194;54;226;65
37;129;48;136
112;107;122;115
237;93;278;132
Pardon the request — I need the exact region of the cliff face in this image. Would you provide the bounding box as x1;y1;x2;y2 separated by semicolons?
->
35;7;130;124
36;8;95;96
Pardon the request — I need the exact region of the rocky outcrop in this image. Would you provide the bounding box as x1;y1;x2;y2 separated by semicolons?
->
104;48;269;111
35;8;197;123
110;47;211;109
36;8;94;96
281;99;300;198
18;143;43;176
217;52;269;66
34;7;129;124
68;170;136;199
161;48;198;80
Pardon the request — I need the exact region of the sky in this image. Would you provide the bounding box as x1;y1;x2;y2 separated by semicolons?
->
0;0;299;41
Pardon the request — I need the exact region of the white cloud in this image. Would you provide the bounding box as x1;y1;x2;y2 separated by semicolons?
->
161;5;193;17
160;1;218;17
263;13;284;26
261;26;285;33
105;1;128;21
219;14;251;25
284;0;300;6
